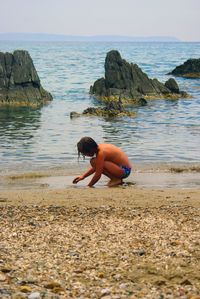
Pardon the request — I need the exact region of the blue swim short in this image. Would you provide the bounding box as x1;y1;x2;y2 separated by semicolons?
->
121;166;132;179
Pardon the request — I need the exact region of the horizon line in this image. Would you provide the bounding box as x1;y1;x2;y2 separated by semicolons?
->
0;32;199;42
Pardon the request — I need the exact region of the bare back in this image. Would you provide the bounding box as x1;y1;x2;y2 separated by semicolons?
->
97;144;132;168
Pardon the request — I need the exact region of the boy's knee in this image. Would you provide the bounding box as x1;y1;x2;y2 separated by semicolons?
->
90;157;96;167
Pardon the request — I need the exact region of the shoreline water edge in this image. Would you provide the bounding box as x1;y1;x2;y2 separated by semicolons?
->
1;161;200;190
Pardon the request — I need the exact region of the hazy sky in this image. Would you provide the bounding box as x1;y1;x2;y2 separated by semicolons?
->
0;0;199;41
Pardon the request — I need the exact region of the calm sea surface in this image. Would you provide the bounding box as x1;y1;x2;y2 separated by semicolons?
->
0;41;200;173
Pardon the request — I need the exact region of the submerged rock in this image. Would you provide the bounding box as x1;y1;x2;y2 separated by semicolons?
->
0;50;53;106
90;50;187;101
168;58;200;78
70;99;136;118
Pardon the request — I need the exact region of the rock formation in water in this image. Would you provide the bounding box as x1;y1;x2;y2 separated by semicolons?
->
90;50;187;102
70;99;137;118
0;50;53;105
168;58;200;78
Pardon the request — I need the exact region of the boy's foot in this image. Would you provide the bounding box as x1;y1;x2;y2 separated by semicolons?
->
107;178;123;187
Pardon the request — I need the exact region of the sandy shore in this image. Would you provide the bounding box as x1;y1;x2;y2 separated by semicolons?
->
0;170;200;298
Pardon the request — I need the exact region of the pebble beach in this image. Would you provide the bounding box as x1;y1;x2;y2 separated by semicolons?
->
0;182;200;299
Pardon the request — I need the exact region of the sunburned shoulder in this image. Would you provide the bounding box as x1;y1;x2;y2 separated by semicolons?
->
98;143;118;150
98;143;122;154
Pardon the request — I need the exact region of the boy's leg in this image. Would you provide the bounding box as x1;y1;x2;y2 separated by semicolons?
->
90;158;124;186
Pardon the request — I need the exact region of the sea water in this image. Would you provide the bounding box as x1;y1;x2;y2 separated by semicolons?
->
0;41;200;174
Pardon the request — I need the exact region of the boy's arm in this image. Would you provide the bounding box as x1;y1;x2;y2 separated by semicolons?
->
82;167;95;179
73;167;95;184
88;151;104;187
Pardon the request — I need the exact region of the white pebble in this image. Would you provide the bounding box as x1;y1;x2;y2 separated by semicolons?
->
101;288;111;296
28;292;41;299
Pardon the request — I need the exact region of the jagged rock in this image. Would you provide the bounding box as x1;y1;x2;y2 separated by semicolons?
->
70;100;136;118
70;107;136;118
168;58;200;78
0;50;52;106
104;98;124;111
164;78;179;93
90;50;187;102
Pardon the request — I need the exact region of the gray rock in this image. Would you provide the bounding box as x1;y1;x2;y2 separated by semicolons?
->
90;50;183;101
168;58;200;78
164;78;180;93
0;50;52;106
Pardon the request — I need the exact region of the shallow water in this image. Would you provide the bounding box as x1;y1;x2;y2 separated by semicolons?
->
0;41;200;174
1;172;200;191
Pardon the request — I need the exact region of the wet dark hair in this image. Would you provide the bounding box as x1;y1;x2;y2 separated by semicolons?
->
77;137;98;159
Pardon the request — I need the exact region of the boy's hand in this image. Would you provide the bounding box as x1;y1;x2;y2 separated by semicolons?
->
72;176;84;184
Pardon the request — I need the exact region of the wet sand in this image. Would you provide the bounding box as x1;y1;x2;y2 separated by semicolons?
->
0;168;200;298
1;162;200;191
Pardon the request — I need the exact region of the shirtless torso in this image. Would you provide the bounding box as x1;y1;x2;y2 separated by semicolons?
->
97;144;132;168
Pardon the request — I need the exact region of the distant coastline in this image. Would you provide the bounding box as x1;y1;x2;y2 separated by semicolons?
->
0;32;181;42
